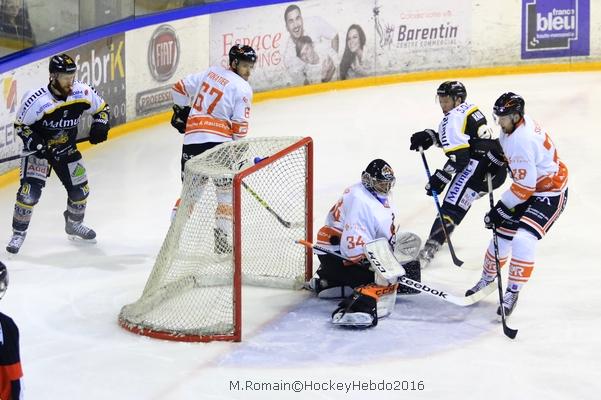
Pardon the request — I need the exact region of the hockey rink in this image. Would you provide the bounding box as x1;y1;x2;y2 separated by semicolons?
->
1;71;599;399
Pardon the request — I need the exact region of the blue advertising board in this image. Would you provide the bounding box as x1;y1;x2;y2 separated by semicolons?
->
521;0;589;59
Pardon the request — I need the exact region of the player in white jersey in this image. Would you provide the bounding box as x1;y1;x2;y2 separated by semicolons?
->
409;81;507;267
170;44;256;253
466;92;568;317
6;54;110;254
309;159;421;327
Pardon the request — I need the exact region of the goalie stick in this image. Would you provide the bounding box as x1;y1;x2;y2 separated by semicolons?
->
418;146;464;267
296;239;495;307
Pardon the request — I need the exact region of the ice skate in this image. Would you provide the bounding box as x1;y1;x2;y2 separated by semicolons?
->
6;231;27;254
213;227;232;255
418;239;440;268
497;289;519;317
465;275;495;296
64;211;97;242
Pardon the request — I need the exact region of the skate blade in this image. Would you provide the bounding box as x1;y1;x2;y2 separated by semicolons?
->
5;251;18;259
68;235;97;244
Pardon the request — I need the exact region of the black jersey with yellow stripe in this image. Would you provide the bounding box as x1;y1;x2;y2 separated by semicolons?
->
15;81;107;149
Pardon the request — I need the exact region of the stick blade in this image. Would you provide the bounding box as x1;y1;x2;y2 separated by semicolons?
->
451;253;464;267
504;325;518;339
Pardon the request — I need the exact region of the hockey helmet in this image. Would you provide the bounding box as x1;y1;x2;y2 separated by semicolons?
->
49;53;77;74
493;92;525;116
362;159;395;196
437;81;467;102
0;261;8;300
228;44;257;66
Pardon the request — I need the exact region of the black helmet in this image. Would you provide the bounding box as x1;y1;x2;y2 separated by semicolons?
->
437;81;467;102
361;159;395;196
228;44;257;65
0;262;8;301
49;53;77;74
493;92;525;116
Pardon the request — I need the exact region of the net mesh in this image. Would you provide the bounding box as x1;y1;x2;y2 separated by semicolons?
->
118;137;311;341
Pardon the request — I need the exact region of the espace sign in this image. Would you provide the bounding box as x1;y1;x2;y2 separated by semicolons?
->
521;0;590;59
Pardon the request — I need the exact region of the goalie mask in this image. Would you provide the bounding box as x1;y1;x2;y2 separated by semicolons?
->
0;262;8;301
362;159;395;196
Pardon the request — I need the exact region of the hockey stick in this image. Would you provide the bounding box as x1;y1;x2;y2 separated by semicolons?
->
241;180;296;228
418;147;463;266
0;136;92;164
295;239;495;306
486;173;518;339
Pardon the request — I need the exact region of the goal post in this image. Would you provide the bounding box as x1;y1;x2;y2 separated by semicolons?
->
118;137;313;342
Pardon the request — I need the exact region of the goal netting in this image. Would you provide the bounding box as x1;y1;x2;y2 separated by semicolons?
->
118;137;313;342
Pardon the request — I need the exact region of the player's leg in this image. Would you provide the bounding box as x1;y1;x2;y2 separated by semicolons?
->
53;153;96;241
172;142;220;220
213;176;233;254
465;203;524;296
498;190;568;316
6;155;49;254
420;159;489;267
331;283;398;327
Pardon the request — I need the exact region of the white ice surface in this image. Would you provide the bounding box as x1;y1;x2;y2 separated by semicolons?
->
1;72;600;399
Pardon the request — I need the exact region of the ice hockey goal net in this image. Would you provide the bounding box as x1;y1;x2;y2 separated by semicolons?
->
118;137;313;342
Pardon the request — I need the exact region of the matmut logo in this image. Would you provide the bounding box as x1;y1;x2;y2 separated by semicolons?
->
2;76;17;113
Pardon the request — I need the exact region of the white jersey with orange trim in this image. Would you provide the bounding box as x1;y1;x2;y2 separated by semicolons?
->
317;183;396;263
500;114;568;208
171;66;252;145
437;102;487;154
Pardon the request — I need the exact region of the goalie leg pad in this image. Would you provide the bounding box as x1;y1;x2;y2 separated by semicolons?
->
331;283;397;327
331;287;378;328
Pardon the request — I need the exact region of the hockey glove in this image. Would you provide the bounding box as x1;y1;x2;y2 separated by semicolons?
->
484;201;514;229
425;169;451;196
170;105;191;134
485;149;507;169
409;129;437;151
89;109;110;144
18;125;45;152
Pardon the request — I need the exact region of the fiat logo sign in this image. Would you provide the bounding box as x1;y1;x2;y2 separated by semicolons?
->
148;24;180;82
